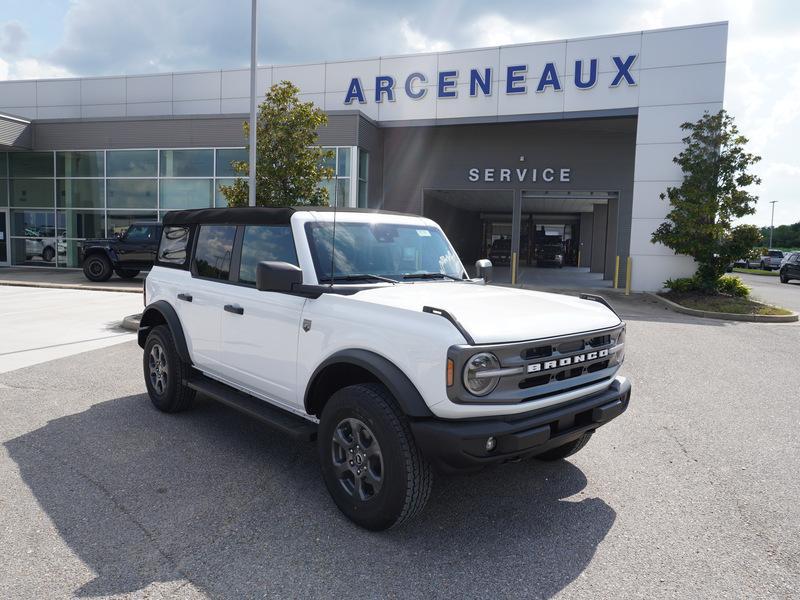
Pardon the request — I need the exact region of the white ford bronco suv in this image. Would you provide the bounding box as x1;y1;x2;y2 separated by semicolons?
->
139;207;630;530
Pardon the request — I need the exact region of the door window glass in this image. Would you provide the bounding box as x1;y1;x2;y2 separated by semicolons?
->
193;225;236;280
238;225;298;286
125;225;156;241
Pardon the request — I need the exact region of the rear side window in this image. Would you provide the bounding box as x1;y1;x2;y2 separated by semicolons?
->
238;225;298;286
193;225;236;280
157;226;191;266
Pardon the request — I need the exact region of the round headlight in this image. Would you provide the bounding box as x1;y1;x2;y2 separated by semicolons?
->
463;352;501;396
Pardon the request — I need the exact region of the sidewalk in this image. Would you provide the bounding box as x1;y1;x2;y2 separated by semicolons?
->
0;267;143;294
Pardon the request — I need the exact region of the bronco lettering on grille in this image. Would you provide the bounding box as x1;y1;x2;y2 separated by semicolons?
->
527;349;609;373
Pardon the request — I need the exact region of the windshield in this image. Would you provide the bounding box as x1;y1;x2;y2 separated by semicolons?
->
305;221;465;283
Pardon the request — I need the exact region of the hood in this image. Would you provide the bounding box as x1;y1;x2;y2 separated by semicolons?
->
353;282;621;344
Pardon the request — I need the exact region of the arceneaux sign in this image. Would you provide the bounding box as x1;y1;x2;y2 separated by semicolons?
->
344;55;637;104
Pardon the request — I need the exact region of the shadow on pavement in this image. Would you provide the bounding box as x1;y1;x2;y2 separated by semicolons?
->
6;393;616;599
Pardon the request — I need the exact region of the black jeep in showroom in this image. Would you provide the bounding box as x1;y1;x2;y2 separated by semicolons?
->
79;222;161;282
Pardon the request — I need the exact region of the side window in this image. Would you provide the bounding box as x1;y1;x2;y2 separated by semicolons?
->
238;225;298;286
126;225;153;241
193;225;236;280
157;226;191;266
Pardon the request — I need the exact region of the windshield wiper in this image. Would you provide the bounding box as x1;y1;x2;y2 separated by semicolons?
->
402;272;464;281
320;274;399;284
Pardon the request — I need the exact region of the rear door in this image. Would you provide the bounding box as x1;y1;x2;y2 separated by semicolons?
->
218;224;306;409
177;224;238;373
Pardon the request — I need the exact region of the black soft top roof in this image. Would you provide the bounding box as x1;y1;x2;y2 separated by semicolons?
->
161;206;408;226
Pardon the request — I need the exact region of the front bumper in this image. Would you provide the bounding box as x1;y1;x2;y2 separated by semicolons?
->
410;377;631;473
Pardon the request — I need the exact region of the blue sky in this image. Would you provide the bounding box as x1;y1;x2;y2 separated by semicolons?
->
0;0;797;227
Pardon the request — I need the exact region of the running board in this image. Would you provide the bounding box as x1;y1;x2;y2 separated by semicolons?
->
187;374;317;441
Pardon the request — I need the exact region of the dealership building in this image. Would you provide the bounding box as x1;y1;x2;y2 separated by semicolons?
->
0;21;727;290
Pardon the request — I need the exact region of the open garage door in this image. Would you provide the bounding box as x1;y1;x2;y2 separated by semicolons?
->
424;188;617;289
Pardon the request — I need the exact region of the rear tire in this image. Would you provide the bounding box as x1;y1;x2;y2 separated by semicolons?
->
780;272;789;284
115;269;140;279
536;432;593;461
143;325;195;413
318;383;433;531
42;246;55;262
83;254;112;282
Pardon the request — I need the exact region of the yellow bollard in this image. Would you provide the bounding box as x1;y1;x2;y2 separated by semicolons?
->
511;251;518;285
625;256;632;296
613;255;620;288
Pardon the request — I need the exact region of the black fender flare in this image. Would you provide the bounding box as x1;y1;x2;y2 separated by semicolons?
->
82;246;116;267
137;300;191;363
304;349;433;418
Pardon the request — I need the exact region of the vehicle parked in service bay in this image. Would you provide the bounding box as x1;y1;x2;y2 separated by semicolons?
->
780;252;800;283
79;222;161;281
138;207;630;530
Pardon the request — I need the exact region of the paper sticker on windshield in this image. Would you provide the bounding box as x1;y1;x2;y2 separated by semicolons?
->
416;229;431;237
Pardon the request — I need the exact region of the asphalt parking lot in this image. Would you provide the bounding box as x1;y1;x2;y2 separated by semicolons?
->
1;290;799;599
736;271;800;314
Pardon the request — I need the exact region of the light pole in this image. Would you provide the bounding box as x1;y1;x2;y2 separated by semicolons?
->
248;0;258;207
769;200;777;248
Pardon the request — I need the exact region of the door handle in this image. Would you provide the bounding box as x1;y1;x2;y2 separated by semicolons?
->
177;293;193;302
224;304;244;315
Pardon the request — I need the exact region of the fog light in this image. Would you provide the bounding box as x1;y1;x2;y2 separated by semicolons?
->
485;437;497;452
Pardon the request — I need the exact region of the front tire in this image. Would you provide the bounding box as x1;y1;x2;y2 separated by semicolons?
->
42;246;55;262
318;383;433;531
143;325;195;413
536;432;593;461
83;254;112;282
780;272;789;284
115;268;140;279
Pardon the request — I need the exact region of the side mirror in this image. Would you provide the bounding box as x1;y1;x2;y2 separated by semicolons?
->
475;259;493;283
256;261;303;293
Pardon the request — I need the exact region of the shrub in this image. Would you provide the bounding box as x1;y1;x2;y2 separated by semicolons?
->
717;275;750;298
663;274;750;298
663;277;699;293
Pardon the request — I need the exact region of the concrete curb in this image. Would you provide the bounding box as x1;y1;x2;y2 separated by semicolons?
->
122;314;142;332
0;280;141;294
645;292;799;323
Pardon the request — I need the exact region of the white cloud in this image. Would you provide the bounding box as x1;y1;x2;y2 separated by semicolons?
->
0;0;797;225
0;21;27;55
466;14;556;48
399;19;451;53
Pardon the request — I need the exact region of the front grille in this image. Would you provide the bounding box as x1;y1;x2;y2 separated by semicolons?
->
447;324;624;405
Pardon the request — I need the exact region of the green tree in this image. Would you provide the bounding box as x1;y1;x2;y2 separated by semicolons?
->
220;81;334;207
652;110;763;291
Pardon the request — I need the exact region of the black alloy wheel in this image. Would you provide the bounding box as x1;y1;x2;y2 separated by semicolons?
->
331;417;384;501
318;383;432;531
83;254;112;282
142;325;195;412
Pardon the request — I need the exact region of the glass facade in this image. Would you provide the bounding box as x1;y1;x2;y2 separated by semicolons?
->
0;145;363;267
1;148;240;267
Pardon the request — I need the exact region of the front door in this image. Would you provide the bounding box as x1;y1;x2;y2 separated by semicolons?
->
0;210;8;265
117;224;158;268
219;224;305;410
